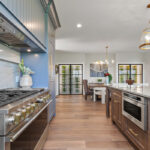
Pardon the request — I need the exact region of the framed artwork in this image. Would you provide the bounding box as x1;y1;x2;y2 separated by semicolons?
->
90;63;108;77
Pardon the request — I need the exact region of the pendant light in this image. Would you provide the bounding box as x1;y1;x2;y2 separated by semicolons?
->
139;4;150;50
104;46;115;66
95;46;115;65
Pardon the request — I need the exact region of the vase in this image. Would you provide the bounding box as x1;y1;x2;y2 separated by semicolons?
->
105;76;109;85
20;75;33;89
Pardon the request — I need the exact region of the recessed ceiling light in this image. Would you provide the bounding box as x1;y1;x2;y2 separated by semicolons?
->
0;49;3;52
76;23;82;28
27;49;31;52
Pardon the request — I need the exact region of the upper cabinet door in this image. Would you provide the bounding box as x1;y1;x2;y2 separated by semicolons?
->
1;0;45;47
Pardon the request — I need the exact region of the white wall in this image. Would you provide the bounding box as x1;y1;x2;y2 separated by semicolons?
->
115;52;145;83
143;52;150;85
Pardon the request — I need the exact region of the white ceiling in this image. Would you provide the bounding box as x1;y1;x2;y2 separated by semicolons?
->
54;0;150;53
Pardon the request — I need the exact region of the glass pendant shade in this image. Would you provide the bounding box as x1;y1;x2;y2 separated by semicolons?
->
139;25;150;50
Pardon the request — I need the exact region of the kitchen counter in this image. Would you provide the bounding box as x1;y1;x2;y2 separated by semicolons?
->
106;85;150;150
107;84;150;98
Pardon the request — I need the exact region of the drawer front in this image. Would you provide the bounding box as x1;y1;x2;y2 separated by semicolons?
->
125;119;147;150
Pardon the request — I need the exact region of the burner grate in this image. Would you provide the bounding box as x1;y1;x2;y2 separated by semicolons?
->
0;90;42;107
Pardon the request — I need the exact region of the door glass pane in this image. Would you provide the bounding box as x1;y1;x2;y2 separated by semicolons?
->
71;74;82;84
71;85;82;94
71;65;82;74
131;75;143;84
60;85;70;94
60;74;70;85
59;65;70;94
119;75;130;83
59;65;70;74
131;65;142;75
119;65;130;75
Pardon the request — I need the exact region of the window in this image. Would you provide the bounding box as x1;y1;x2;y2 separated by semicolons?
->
118;64;143;84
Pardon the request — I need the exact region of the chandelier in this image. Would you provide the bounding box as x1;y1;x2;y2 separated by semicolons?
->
95;46;115;65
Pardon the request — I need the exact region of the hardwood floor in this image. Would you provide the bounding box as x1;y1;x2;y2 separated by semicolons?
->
43;95;134;150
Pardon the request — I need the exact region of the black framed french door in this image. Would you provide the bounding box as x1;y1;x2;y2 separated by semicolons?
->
118;64;143;84
58;64;83;95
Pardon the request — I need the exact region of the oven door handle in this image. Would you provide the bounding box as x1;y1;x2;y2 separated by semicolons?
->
123;97;143;107
5;100;52;142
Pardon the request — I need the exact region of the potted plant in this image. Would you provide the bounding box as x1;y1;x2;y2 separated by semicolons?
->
19;59;34;89
104;72;112;84
97;78;102;83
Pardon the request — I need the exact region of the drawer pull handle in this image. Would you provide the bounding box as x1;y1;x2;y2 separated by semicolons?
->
129;128;138;137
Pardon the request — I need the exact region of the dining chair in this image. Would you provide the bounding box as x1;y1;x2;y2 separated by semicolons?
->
83;80;93;100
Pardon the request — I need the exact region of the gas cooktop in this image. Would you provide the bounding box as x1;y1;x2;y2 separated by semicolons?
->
0;89;44;107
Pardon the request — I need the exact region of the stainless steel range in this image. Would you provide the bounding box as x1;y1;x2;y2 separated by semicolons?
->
0;88;51;150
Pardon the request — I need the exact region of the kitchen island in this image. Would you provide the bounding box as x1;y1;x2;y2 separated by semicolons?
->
106;85;150;150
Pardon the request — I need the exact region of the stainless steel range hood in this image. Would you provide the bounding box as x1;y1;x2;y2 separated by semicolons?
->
0;13;46;53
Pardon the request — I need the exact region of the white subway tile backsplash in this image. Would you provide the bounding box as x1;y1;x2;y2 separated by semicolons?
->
0;60;20;89
0;44;20;63
0;44;20;89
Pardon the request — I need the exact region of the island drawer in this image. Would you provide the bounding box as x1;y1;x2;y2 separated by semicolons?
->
124;118;148;150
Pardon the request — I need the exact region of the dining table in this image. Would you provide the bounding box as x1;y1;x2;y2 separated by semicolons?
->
88;83;106;89
88;83;110;118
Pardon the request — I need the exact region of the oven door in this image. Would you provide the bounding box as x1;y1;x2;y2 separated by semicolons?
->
122;97;147;131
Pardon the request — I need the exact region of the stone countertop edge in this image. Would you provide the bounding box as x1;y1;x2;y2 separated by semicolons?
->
106;84;150;99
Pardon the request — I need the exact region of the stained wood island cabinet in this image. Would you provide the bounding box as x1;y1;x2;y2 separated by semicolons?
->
108;87;150;150
111;89;122;129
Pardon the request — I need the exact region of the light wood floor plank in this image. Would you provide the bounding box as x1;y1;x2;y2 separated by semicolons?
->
42;95;134;150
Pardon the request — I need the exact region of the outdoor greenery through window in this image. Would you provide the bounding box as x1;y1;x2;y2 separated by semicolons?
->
59;64;83;95
118;64;143;84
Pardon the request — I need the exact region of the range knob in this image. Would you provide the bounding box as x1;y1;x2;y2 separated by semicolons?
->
31;103;36;112
43;97;48;103
36;98;44;103
14;112;21;125
26;105;31;116
34;102;39;108
7;116;15;125
19;108;27;119
17;108;26;120
22;108;27;118
47;94;51;99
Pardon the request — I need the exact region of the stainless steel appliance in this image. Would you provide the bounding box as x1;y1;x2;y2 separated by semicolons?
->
0;12;45;52
122;92;147;131
0;89;51;150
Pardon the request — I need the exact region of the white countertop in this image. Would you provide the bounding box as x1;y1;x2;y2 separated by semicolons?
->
108;84;150;98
